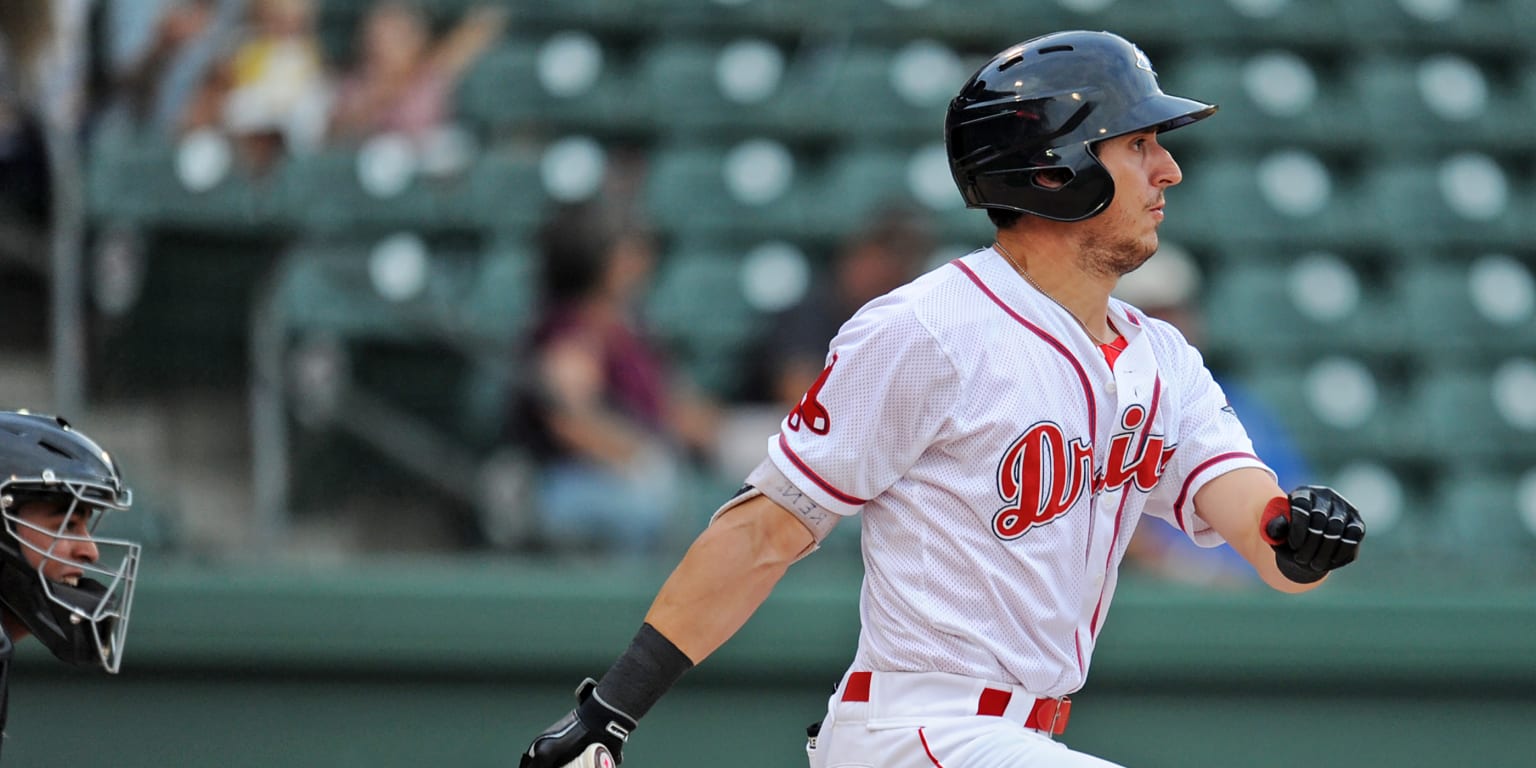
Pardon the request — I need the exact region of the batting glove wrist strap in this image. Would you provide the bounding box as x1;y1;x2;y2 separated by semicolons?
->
593;622;694;721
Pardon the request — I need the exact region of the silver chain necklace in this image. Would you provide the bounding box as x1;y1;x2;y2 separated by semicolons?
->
993;241;1118;346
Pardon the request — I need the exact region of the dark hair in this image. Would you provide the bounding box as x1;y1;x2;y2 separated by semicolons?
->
849;203;936;263
987;208;1024;230
536;201;651;304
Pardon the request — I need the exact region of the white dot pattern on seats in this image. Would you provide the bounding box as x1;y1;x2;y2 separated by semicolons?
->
716;38;783;104
1258;150;1331;217
537;31;603;98
1242;51;1317;117
1287;252;1360;322
1304;357;1377;428
1492;359;1536;430
1468;255;1535;326
1438;152;1507;221
1334;462;1402;534
1417;55;1488;121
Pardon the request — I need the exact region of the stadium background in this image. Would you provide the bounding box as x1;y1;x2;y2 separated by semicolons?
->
2;0;1535;765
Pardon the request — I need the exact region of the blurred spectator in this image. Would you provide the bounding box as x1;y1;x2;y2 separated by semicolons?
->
328;1;507;143
182;0;329;171
511;200;718;556
0;0;56;340
96;0;239;137
745;204;935;410
1114;248;1312;588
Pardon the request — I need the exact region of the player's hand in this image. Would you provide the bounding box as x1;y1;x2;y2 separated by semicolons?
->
1259;486;1365;584
521;678;636;767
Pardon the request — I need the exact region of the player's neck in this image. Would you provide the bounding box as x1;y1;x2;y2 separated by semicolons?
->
995;230;1116;343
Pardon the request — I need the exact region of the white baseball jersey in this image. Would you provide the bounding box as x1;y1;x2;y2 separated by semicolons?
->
759;246;1271;697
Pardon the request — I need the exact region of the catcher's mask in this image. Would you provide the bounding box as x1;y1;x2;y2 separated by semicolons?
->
944;30;1217;222
0;411;139;673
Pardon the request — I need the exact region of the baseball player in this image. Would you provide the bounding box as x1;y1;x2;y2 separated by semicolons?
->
521;30;1365;768
0;411;140;758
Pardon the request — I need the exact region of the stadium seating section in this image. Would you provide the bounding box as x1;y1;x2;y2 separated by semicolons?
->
86;0;1536;554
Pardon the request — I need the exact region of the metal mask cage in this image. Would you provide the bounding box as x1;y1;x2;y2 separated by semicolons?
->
1;476;140;673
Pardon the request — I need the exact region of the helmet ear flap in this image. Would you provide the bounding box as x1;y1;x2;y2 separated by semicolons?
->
973;144;1115;222
1032;161;1115;222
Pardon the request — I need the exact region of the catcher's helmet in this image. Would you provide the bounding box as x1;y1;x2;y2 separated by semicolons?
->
944;30;1216;222
0;410;139;672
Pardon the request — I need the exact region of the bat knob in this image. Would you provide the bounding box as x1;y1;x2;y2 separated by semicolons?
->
1260;496;1290;546
567;743;616;768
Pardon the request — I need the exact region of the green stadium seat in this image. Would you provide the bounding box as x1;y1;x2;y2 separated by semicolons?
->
643;142;810;240
1167;153;1374;251
1202;260;1395;357
274;149;443;233
644;241;767;397
943;0;1190;47
1341;0;1527;51
1395;257;1536;361
1172;0;1354;46
1157;50;1369;153
456;36;635;136
1409;365;1536;463
800;45;956;144
1433;469;1536;571
1233;357;1408;467
1347;52;1535;155
633;38;792;139
1361;156;1530;251
86;128;264;229
440;150;544;235
270;236;507;343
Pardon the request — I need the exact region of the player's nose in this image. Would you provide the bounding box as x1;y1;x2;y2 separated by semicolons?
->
69;535;99;565
1153;144;1182;188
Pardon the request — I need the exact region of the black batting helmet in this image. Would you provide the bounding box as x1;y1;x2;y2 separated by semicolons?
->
944;30;1216;222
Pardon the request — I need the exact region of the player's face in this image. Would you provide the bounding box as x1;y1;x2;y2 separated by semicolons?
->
1074;130;1183;277
12;500;99;586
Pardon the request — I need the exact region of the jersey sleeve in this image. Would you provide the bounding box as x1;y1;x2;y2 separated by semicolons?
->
1143;337;1274;547
766;297;960;516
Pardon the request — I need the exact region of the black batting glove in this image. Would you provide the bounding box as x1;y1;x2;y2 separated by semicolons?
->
521;678;637;767
1260;485;1366;584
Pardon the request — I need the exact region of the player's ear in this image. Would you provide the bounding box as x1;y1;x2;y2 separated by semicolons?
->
1033;168;1071;191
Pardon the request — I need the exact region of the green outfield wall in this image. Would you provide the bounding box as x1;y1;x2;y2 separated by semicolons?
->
6;557;1533;767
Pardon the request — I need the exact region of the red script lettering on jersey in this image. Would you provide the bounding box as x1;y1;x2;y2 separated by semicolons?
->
1100;404;1176;495
993;409;1176;540
787;354;837;435
993;421;1094;539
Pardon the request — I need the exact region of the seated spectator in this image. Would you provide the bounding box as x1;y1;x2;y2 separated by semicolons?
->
511;201;718;556
181;0;329;171
328;1;507;143
744;204;935;410
97;0;234;137
1114;248;1313;588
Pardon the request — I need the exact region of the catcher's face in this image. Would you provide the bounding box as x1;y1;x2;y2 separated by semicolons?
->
13;499;99;588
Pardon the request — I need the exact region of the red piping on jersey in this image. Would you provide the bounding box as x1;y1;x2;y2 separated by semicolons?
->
1172;451;1262;532
1090;377;1163;638
777;433;870;506
918;727;947;768
954;257;1098;682
950;259;1098;444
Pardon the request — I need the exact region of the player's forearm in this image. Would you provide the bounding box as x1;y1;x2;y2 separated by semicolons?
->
1193;468;1322;594
644;495;814;663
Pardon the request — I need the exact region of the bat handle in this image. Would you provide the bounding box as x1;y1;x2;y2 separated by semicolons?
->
563;743;616;768
1260;496;1290;546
